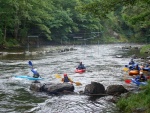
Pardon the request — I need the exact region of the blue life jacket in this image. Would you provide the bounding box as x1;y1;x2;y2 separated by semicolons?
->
78;64;85;69
31;69;38;74
129;63;141;70
135;75;146;82
129;61;135;65
31;69;40;78
64;76;70;82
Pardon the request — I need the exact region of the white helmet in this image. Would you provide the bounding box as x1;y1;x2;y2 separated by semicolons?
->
140;71;143;74
33;68;37;71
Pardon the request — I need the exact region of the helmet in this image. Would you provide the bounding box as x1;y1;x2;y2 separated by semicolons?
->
140;71;143;75
64;73;67;76
33;68;37;71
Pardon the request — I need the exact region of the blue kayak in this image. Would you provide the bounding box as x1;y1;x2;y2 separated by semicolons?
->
131;78;147;86
143;67;150;71
15;75;44;80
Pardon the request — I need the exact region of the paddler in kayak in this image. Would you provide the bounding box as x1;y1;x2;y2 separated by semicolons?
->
31;68;40;78
128;59;135;70
76;62;86;70
134;71;147;82
62;74;73;83
129;59;135;65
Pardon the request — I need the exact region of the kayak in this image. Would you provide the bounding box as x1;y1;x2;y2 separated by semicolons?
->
15;75;44;80
75;69;86;73
129;70;139;76
131;78;147;86
143;67;150;71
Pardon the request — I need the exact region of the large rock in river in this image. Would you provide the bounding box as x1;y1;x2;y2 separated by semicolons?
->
106;85;128;95
84;82;105;95
30;82;74;95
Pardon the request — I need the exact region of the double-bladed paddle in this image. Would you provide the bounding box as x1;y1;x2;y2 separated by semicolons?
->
55;74;82;86
123;67;129;71
125;79;132;84
28;61;33;68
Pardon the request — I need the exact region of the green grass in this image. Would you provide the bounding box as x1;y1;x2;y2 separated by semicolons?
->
140;44;150;54
116;81;150;113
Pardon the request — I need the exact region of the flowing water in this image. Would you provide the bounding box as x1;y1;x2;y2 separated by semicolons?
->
0;43;143;113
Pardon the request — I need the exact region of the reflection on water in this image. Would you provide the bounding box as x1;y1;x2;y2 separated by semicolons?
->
0;44;143;113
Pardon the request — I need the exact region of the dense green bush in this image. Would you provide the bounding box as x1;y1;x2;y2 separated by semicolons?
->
5;39;19;47
140;44;150;54
117;81;150;113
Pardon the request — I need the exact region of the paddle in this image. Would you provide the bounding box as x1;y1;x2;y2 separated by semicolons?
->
28;61;41;78
125;79;132;84
55;74;82;86
123;67;129;71
28;61;33;68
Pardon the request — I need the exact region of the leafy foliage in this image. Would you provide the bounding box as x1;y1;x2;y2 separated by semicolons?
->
0;0;107;47
1;0;149;47
80;0;150;43
117;81;150;112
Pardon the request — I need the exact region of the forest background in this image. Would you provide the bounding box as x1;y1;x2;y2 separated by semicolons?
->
0;0;149;48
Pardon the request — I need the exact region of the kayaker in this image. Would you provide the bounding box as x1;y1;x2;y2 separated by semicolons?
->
130;63;141;72
128;59;135;70
31;68;40;78
77;62;86;70
145;60;150;68
135;71;147;82
62;74;73;83
129;59;135;65
139;71;147;82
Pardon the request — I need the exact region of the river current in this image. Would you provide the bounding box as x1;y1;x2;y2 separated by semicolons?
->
0;43;143;113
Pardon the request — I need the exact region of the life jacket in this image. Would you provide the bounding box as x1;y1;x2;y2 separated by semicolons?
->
139;75;147;82
31;69;40;78
31;69;38;74
64;76;70;82
129;61;135;65
78;64;85;69
135;75;146;82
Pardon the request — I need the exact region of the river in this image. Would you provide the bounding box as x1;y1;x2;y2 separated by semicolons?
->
0;43;143;113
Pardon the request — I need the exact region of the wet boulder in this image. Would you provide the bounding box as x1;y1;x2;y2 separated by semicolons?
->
30;82;42;91
30;82;74;95
122;46;131;50
84;82;105;95
116;55;123;58
106;85;128;96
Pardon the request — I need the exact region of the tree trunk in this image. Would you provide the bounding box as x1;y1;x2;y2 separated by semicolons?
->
14;22;19;40
3;25;6;42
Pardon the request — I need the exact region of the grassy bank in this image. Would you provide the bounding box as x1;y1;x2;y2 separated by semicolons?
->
140;44;150;54
116;81;150;113
116;45;150;113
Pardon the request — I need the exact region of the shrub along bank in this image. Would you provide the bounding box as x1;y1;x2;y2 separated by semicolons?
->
117;44;150;112
116;81;150;113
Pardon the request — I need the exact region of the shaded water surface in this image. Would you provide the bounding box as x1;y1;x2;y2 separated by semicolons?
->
0;44;143;113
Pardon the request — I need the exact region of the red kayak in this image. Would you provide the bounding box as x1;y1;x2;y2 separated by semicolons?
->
75;69;86;73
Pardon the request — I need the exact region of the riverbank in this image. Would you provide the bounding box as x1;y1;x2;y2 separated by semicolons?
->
116;44;150;113
116;81;150;113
